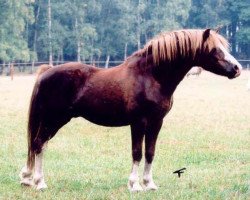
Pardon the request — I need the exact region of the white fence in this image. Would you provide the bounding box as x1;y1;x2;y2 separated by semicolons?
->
0;60;249;76
0;60;124;75
238;60;250;70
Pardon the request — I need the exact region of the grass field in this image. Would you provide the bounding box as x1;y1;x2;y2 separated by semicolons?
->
0;71;249;199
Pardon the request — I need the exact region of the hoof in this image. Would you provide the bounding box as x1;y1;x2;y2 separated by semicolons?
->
36;182;48;191
20;178;34;187
34;175;47;191
143;180;158;191
128;181;143;192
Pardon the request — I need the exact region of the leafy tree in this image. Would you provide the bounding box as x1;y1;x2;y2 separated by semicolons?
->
235;0;250;58
142;0;191;41
1;0;249;66
187;0;250;59
0;0;34;63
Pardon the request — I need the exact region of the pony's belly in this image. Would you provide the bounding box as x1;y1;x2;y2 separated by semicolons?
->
80;112;130;127
74;103;130;127
73;92;130;126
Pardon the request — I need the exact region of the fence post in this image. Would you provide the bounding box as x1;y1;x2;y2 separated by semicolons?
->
31;60;35;74
0;62;4;74
6;62;10;76
10;63;14;80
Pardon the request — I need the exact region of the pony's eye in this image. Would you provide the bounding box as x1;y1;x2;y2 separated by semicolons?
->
210;48;217;55
211;48;224;59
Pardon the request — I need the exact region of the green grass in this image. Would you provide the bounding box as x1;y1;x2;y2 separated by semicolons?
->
0;72;250;199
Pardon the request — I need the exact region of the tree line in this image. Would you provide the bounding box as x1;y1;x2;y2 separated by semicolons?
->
0;0;249;67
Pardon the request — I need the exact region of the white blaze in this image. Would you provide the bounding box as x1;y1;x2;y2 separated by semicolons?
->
219;44;242;71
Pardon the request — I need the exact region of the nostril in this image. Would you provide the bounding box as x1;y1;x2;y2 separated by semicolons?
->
233;65;239;71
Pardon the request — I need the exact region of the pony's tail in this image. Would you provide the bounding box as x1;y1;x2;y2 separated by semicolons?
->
27;64;51;169
36;64;52;78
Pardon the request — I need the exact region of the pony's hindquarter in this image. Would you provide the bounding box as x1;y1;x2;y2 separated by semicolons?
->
20;65;75;190
27;81;42;170
20;66;52;189
20;63;101;189
27;64;53;169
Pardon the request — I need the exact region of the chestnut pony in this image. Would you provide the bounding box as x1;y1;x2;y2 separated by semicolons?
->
20;29;241;191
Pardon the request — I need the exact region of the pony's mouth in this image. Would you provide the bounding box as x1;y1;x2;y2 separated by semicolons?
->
235;70;241;77
228;69;241;79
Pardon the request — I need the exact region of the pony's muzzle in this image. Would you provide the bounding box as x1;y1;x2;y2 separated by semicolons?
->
228;64;241;79
233;65;241;78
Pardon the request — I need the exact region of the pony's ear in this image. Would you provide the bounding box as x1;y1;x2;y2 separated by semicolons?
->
215;28;220;33
215;25;223;33
203;29;211;41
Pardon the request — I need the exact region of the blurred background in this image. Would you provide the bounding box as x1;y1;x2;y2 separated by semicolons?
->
0;0;249;73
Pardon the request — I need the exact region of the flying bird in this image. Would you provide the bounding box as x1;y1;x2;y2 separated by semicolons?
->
173;168;186;178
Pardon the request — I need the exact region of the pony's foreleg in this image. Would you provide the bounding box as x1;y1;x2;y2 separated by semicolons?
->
143;161;157;190
128;123;145;192
143;119;163;191
128;161;142;192
33;146;47;190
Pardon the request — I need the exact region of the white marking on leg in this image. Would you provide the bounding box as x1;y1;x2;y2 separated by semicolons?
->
143;161;158;190
33;150;48;190
219;44;242;70
128;161;143;192
19;165;34;187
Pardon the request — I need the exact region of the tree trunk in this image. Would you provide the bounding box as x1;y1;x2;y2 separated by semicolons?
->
97;54;101;67
124;43;128;60
230;19;238;56
137;0;141;50
57;51;60;65
30;2;40;74
48;0;53;66
137;26;141;50
145;34;148;44
75;17;81;62
90;37;94;64
77;41;81;62
105;55;110;68
33;1;40;63
61;47;64;63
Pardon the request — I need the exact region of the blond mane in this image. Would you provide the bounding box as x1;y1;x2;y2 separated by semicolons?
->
138;29;229;64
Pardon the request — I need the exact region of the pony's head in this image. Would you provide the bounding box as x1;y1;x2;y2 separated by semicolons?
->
200;29;242;79
139;29;241;79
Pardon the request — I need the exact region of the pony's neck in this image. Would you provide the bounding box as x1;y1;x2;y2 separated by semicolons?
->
150;54;199;96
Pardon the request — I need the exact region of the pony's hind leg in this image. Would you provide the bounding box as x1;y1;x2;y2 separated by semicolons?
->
20;151;47;190
32;116;71;190
31;125;57;190
33;145;47;190
19;165;34;187
19;135;48;189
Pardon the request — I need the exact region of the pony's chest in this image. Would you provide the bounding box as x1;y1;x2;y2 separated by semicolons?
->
145;85;173;111
126;87;173;119
145;96;173;116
